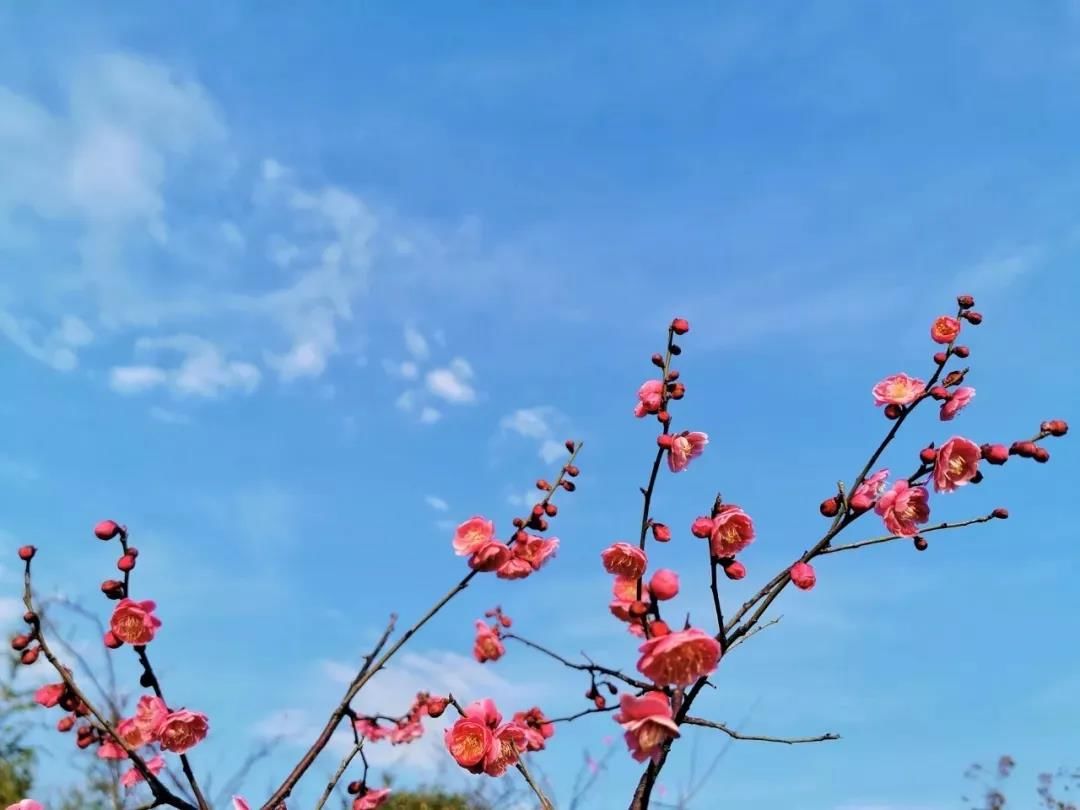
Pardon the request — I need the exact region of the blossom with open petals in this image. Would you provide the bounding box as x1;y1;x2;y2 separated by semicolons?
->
120;755;165;788
353;788;392;809
601;542;647;579
467;541;511;572
934;436;981;493
850;468;889;512
636;628;721;687
668;431;708;472
513;707;555;751
634;379;664;417
452;517;496;556
33;682;65;708
930;316;962;345
940;386;975;421
109;599;162;645
708;507;755;558
158;709;209;754
872;373;925;407
614;692;680;763
875;480;931;536
473;620;505;663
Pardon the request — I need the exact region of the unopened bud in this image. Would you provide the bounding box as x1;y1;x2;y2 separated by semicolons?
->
544;502;557;517
913;536;928;551
884;404;902;420
100;579;125;600
347;781;363;795
669;344;682;356
10;634;30;651
57;715;75;733
1010;441;1037;458
651;522;672;542
94;520;123;541
1033;446;1050;463
919;446;938;464
957;294;975;309
593;694;607;709
651;353;665;368
117;555;136;572
76;733;94;749
535;479;549;491
669;382;686;400
564;439;576;452
657;434;673;448
954;345;970;358
992;507;1009;519
20;646;39;665
723;560;747;580
17;545;35;561
933;351;948;365
564;464;580;477
929;386;950;400
657;410;671;424
819;497;840;517
103;631;123;649
690;516;714;538
426;696;449;718
671;318;690;335
649;620;671;636
628;600;648;618
962;310;983;325
1041;419;1069;437
981;444;1009;465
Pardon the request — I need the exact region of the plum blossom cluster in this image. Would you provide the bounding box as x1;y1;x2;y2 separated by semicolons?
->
445;698;554;777
6;295;1070;810
353;690;450;746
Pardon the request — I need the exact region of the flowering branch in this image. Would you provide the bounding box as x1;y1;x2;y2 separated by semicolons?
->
502;633;655;692
17;551;197;810
681;716;839;745
818;513;997;555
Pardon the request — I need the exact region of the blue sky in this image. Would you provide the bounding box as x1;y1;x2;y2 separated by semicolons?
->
1;3;1079;809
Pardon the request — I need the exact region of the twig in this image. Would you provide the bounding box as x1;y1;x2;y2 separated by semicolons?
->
819;514;996;555
681;716;840;745
503;633;654;691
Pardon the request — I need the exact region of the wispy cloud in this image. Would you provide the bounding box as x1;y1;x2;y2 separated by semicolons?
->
425;496;449;512
500;406;570;463
425;358;476;404
110;335;260;398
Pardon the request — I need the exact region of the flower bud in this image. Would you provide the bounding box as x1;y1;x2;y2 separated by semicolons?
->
20;646;39;665
426;696;449;718
651;522;672;542
981;444;1009;465
629;600;649;618
657;434;673;449
957;294;975;309
564;439;576;452
23;611;36;624
10;634;30;651
57;716;75;733
962;310;983;325
933;351;948;365
94;520;122;541
884;404;902;420
593;694;607;709
671;318;690;335
651;353;665;367
347;781;363;795
723;560;746;580
992;507;1009;519
669;344;682;356
103;631;123;649
535;479;549;491
117;555;136;572
929;386;950;400
648;569;680;601
76;732;94;749
657;410;671;424
17;545;35;561
649;620;671;636
126;547;139;558
543;502;557;517
954;345;970;358
819;497;840;517
919;446;938;464
1010;441;1037;458
690;516;714;538
1041;419;1069;437
564;464;580;477
669;382;686;400
1033;446;1050;463
913;536;928;551
560;480;576;492
789;562;816;591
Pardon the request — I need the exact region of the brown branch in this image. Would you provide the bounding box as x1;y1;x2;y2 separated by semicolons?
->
819;513;996;555
503;632;655;691
21;562;197;810
548;704;619;724
681;716;840;744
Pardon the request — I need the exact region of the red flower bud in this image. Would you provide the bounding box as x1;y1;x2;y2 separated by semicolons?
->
426;696;449;718
1041;419;1069;437
564;464;580;477
651;353;665;368
657;410;671;424
117;555;136;572
20;647;39;665
669;382;686;400
981;444;1009;465
913;536;928;551
992;507;1009;519
789;562;816;591
671;318;690;335
884;404;902;420
560;480;576;492
690;516;714;538
76;734;94;749
649;620;671;637
919;446;938;464
593;694;607;709
535;479;549;491
669;343;682;356
543;502;557;517
126;547;139;558
651;522;671;542
953;345;970;358
648;569;680;601
564;439;576;452
629;600;649;618
23;611;36;624
94;520;122;541
1010;441;1037;458
962;310;983;325
10;634;30;651
103;631;123;649
657;434;674;449
929;386;950;400
1033;446;1050;463
933;351;948;365
723;560;747;580
17;545;35;561
57;716;75;733
819;497;840;517
957;294;975;309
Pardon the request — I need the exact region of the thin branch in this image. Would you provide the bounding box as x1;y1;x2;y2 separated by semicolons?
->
725;616;782;651
819;513;996;555
681;716;840;745
314;737;363;810
549;705;618;724
503;633;654;691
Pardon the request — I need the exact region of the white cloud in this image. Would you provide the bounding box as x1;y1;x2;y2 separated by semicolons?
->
395;390;416;413
425;496;449;511
399;360;419;380
0;311;94;372
500;406;571;464
539;438;565;464
404;325;429;360
110;335;259;398
425;357;476;404
419;406;442;424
